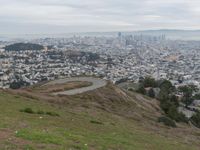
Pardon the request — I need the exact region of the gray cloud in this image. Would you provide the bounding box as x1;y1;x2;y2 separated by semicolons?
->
0;0;200;34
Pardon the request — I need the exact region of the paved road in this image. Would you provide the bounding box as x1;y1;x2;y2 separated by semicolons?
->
45;77;107;95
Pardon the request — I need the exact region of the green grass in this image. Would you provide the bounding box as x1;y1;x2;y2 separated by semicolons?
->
16;129;65;145
0;91;198;150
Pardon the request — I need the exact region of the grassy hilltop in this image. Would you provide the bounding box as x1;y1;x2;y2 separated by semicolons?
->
0;82;199;150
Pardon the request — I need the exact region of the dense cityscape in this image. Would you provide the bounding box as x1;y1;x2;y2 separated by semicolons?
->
1;33;200;118
1;33;200;88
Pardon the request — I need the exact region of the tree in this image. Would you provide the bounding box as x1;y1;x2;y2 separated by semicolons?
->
148;88;155;98
182;97;194;108
158;88;170;102
9;80;28;89
167;105;179;120
193;93;200;100
5;43;44;51
136;85;146;95
179;85;197;107
162;103;188;123
170;95;179;107
143;76;157;88
10;81;22;89
158;80;188;123
159;79;174;94
160;101;173;114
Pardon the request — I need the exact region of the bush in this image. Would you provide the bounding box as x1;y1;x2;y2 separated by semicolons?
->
158;116;176;127
176;112;189;123
170;95;179;107
160;101;172;114
20;108;34;114
159;80;174;93
148;88;155;98
10;81;22;89
136;85;146;95
46;112;59;117
37;110;45;115
166;105;178;119
190;112;200;128
193;93;200;99
158;90;170;102
179;85;197;107
143;77;157;88
160;103;188;123
20;108;59;117
90;120;103;125
166;106;188;123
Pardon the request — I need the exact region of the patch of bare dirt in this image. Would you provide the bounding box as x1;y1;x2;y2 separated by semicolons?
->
0;129;31;146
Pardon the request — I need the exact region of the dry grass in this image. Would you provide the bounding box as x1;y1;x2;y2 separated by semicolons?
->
1;82;200;149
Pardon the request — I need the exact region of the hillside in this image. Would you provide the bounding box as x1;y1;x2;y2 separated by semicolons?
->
0;82;199;149
5;43;44;51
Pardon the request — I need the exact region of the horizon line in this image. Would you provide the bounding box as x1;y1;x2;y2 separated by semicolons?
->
1;29;200;36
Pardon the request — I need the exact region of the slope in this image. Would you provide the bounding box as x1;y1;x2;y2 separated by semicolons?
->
0;82;199;150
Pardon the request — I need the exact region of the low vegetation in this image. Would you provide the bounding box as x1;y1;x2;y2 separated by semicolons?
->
158;116;176;127
90;120;103;125
20;108;34;114
20;108;60;117
135;77;193;126
5;43;44;51
191;112;200;128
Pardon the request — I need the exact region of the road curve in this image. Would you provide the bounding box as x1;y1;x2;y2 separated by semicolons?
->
45;77;107;95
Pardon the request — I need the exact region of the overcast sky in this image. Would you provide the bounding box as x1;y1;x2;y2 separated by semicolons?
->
1;0;200;34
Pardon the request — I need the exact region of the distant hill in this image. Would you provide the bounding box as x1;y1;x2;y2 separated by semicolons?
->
2;29;200;41
130;29;200;40
5;43;44;51
74;29;200;40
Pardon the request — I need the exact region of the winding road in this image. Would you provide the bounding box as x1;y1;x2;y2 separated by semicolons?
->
45;77;107;95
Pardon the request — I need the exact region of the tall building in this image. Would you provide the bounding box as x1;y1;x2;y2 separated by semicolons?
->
118;32;122;45
118;32;122;38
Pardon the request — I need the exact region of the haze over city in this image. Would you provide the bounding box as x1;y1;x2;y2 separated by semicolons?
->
1;0;200;34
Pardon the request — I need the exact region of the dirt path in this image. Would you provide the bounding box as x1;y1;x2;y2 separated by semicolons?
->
45;77;107;95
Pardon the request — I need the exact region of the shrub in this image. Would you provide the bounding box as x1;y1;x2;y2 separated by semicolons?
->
159;80;174;93
37;110;45;115
190;112;200;128
176;112;188;123
179;85;197;107
20;108;35;114
46;112;59;117
20;108;59;117
128;87;134;91
10;81;22;89
148;88;155;98
142;76;157;88
170;95;179;107
158;116;176;127
193;93;200;99
136;85;146;95
160;101;172;114
90;120;103;125
164;105;188;123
